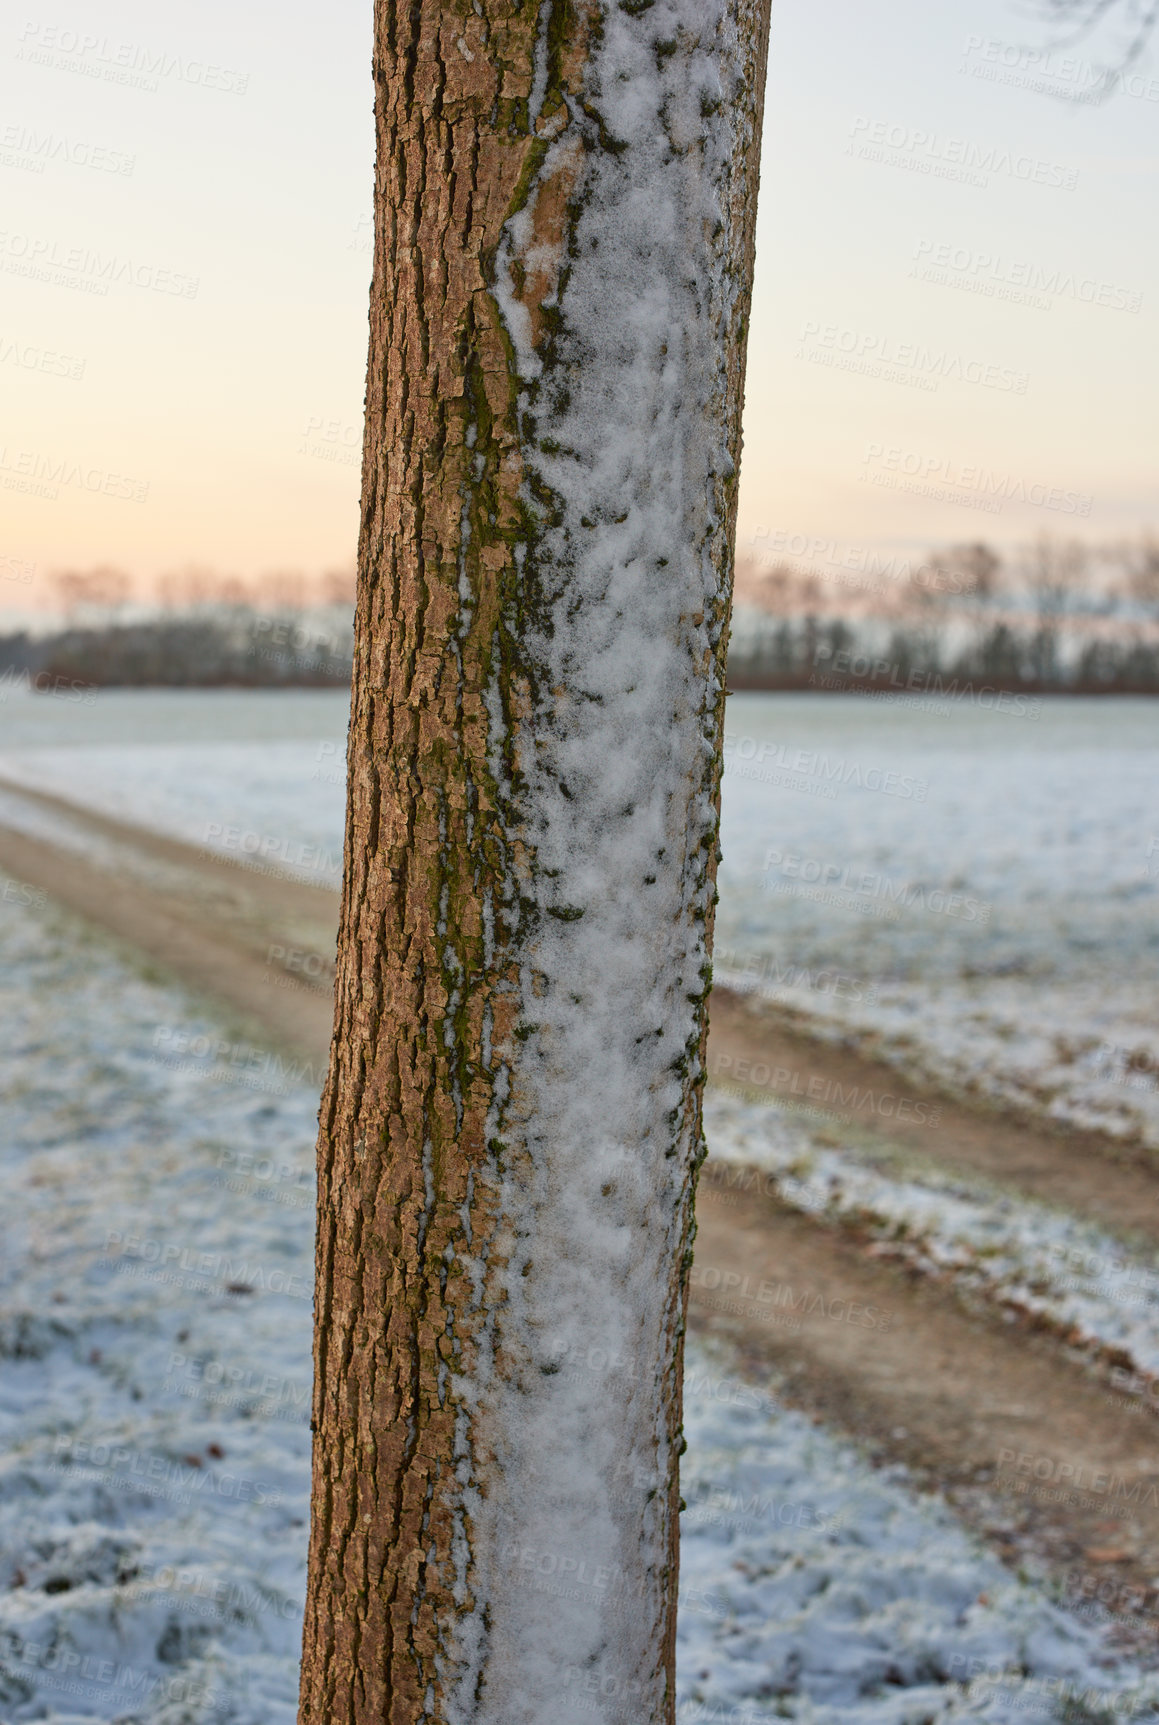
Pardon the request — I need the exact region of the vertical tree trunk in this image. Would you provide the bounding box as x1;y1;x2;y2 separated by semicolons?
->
298;4;770;1721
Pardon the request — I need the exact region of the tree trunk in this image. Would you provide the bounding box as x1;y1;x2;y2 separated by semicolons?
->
298;4;770;1721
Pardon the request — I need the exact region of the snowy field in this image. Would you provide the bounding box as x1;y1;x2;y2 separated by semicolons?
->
715;694;1159;1152
1;687;1156;1144
704;1090;1159;1397
3;889;1159;1723
0;691;346;890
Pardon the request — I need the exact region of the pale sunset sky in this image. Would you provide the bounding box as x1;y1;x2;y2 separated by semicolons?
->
1;0;1156;610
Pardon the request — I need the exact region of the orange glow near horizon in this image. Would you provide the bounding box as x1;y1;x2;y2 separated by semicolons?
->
1;0;1156;616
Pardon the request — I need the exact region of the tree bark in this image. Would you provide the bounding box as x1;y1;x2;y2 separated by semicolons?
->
298;3;770;1721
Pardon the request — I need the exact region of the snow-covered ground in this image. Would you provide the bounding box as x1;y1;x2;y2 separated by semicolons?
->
2;687;1156;1144
3;880;1159;1718
0;891;315;1723
677;1343;1159;1725
0;690;346;890
704;1089;1159;1397
714;693;1159;1150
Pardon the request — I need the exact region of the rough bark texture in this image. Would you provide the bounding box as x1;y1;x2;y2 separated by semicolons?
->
299;4;770;1722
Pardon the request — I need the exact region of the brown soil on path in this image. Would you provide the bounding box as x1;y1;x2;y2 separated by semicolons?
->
5;779;1159;1631
6;773;1152;1246
709;987;1159;1249
0;785;336;1065
690;1182;1159;1646
0;772;341;929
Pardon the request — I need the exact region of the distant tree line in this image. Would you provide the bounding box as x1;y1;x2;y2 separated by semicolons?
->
0;609;353;689
730;534;1159;695
4;538;1159;693
0;563;355;689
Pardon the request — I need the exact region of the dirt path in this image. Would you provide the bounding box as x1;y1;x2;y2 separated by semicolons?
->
691;1181;1159;1635
5;775;1152;1242
4;781;1159;1626
0;783;336;1064
710;988;1159;1249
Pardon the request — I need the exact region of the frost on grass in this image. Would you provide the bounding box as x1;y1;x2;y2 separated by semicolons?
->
713;694;1159;1149
704;1089;1159;1397
676;1335;1159;1725
1;895;1156;1721
0;896;316;1724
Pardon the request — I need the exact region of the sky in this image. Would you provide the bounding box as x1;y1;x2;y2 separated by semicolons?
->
1;0;1156;612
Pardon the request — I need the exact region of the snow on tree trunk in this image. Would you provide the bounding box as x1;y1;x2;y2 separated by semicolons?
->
298;3;770;1723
